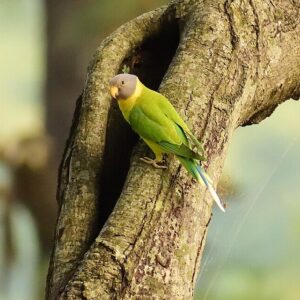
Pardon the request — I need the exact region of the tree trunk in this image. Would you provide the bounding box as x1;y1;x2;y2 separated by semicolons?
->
46;0;300;299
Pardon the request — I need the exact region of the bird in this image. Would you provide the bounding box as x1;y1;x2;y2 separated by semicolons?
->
109;73;225;212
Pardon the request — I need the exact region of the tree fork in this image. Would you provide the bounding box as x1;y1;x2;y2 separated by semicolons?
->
46;0;300;299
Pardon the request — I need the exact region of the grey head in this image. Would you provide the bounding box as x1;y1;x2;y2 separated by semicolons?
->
109;74;138;100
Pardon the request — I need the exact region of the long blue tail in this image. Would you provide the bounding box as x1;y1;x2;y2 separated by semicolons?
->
177;157;226;212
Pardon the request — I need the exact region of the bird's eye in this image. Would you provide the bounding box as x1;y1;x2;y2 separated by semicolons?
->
121;80;125;85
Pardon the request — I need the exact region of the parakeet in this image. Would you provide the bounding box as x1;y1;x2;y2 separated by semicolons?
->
109;74;225;212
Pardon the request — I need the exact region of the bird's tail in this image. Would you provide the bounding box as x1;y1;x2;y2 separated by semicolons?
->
177;157;226;212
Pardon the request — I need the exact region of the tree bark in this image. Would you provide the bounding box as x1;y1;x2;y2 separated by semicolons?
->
46;0;300;299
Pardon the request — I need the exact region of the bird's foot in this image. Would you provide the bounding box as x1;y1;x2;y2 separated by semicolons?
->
140;157;167;169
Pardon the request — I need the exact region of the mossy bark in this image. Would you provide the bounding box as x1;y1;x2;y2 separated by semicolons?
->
46;0;300;299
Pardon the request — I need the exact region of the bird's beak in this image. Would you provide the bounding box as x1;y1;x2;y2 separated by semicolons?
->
110;86;119;99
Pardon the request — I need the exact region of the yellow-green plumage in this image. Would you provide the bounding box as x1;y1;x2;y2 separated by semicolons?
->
112;75;225;212
118;80;202;160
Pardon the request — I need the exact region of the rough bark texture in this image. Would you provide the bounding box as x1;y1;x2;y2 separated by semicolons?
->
46;0;300;299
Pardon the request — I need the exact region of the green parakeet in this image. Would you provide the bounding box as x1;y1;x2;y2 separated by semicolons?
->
109;74;225;212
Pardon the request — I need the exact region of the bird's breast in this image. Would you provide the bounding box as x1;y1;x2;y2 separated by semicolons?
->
118;97;137;121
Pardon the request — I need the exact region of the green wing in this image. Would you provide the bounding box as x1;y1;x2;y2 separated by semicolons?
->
158;120;203;160
157;94;204;155
129;105;178;144
129;98;203;160
159;141;203;160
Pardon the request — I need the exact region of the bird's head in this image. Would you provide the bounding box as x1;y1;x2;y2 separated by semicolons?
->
109;74;138;100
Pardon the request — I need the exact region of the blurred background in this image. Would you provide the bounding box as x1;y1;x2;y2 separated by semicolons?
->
0;1;299;299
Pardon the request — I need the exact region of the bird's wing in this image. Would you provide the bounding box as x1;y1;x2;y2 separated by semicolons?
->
158;95;204;155
129;104;202;160
159;141;203;160
129;105;178;144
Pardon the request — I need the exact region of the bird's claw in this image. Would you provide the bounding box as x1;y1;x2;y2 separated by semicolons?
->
140;157;167;169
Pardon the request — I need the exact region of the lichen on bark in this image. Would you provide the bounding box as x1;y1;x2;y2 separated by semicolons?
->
46;0;300;299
